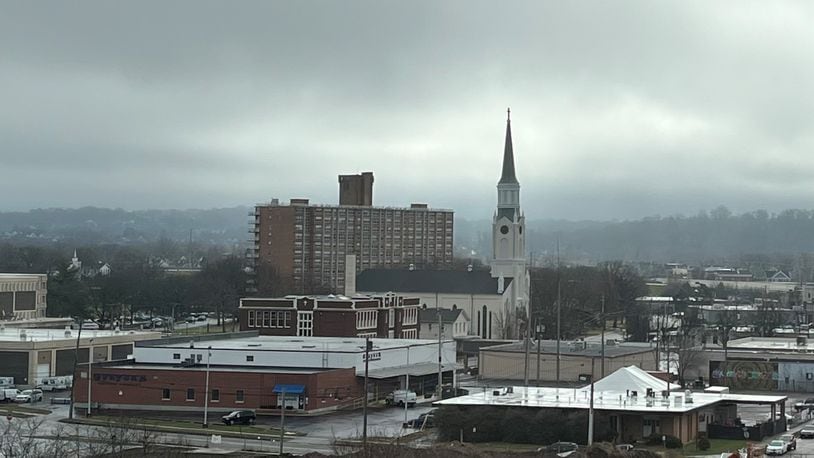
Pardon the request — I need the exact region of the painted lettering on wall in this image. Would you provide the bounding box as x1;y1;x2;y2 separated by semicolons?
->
94;373;147;383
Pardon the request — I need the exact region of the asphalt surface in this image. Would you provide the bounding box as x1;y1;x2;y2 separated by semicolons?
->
5;389;434;456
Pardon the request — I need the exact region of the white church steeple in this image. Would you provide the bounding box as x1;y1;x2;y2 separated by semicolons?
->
490;108;529;338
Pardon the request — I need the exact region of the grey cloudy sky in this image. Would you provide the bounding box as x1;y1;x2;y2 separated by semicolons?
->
2;1;813;220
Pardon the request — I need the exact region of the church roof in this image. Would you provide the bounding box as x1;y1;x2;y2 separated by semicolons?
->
356;268;512;295
419;307;466;324
499;108;518;185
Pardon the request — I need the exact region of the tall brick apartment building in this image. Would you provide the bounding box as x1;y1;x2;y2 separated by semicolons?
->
248;172;454;294
239;293;419;339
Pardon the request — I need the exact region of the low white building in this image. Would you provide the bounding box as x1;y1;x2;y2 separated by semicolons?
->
436;366;788;443
0;273;48;320
0;327;160;387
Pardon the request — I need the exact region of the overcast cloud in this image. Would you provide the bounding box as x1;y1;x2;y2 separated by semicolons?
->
2;1;814;220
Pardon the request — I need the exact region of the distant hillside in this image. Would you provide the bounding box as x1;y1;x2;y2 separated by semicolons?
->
0;206;250;247
4;206;814;269
455;207;814;267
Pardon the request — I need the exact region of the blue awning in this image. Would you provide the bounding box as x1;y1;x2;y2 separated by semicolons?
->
273;384;305;394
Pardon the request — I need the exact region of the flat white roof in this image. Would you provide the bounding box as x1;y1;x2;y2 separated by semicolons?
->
0;328;158;343
144;335;449;352
435;386;786;414
728;337;814;352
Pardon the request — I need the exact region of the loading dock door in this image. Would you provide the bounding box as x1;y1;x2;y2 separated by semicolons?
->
36;363;49;383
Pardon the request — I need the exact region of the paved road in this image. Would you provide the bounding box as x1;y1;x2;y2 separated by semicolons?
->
7;393;433;455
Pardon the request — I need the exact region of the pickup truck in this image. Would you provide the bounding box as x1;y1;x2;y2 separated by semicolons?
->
794;398;814;411
385;390;417;407
0;389;19;403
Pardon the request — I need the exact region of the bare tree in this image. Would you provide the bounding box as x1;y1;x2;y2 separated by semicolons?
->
716;309;740;362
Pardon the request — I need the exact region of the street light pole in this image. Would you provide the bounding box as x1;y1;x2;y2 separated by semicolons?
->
279;388;286;456
404;345;410;424
203;346;211;428
556;238;561;385
588;357;595;445
87;338;94;417
362;337;371;455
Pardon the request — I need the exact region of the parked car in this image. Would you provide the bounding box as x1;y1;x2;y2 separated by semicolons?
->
781;433;797;451
403;411;435;429
766;439;788;455
221;410;256;426
385;389;417;407
0;389;19;403
196;315;208;321
800;425;814;439
547;442;579;456
15;389;43;403
616;444;634;452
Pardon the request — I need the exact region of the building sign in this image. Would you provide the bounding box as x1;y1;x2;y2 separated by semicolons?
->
94;373;147;384
362;351;381;362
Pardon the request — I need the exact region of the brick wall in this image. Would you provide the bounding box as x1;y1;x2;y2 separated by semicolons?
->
74;365;361;412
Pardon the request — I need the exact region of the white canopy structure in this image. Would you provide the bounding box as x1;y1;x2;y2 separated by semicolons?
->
586;365;681;393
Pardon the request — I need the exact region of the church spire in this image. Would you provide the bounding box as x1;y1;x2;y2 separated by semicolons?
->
499;107;518;184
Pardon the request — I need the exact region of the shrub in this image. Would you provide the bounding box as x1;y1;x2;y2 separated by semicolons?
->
696;437;711;451
664;435;682;449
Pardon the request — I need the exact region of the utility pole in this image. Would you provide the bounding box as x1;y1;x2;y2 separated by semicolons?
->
404;345;410;424
588;357;595;445
556;237;561;385
437;312;443;397
87;338;94;417
535;317;542;386
279;387;286;456
362;337;371;455
600;295;606;379
523;324;530;385
68;320;83;420
203;346;211;428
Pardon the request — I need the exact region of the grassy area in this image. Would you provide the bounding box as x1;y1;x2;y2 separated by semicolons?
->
2;404;52;415
682;438;746;456
81;414;299;437
467;442;542;452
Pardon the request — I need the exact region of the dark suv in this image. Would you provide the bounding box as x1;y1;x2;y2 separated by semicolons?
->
222;410;256;426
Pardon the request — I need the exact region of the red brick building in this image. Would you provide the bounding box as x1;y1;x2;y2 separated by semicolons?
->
239;293;419;339
74;363;361;415
247;173;454;294
73;333;457;416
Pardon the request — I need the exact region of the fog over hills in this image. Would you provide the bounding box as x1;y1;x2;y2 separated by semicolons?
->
3;206;814;268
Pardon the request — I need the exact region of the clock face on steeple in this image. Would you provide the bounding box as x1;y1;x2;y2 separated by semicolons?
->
500;225;509;234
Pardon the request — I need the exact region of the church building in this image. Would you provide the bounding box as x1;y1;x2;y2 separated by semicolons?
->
355;110;530;339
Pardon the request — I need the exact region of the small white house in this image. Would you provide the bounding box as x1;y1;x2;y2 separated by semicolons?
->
419;308;470;340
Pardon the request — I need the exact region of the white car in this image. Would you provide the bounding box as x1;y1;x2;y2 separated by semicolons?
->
766;439;788;455
15;389;43;403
